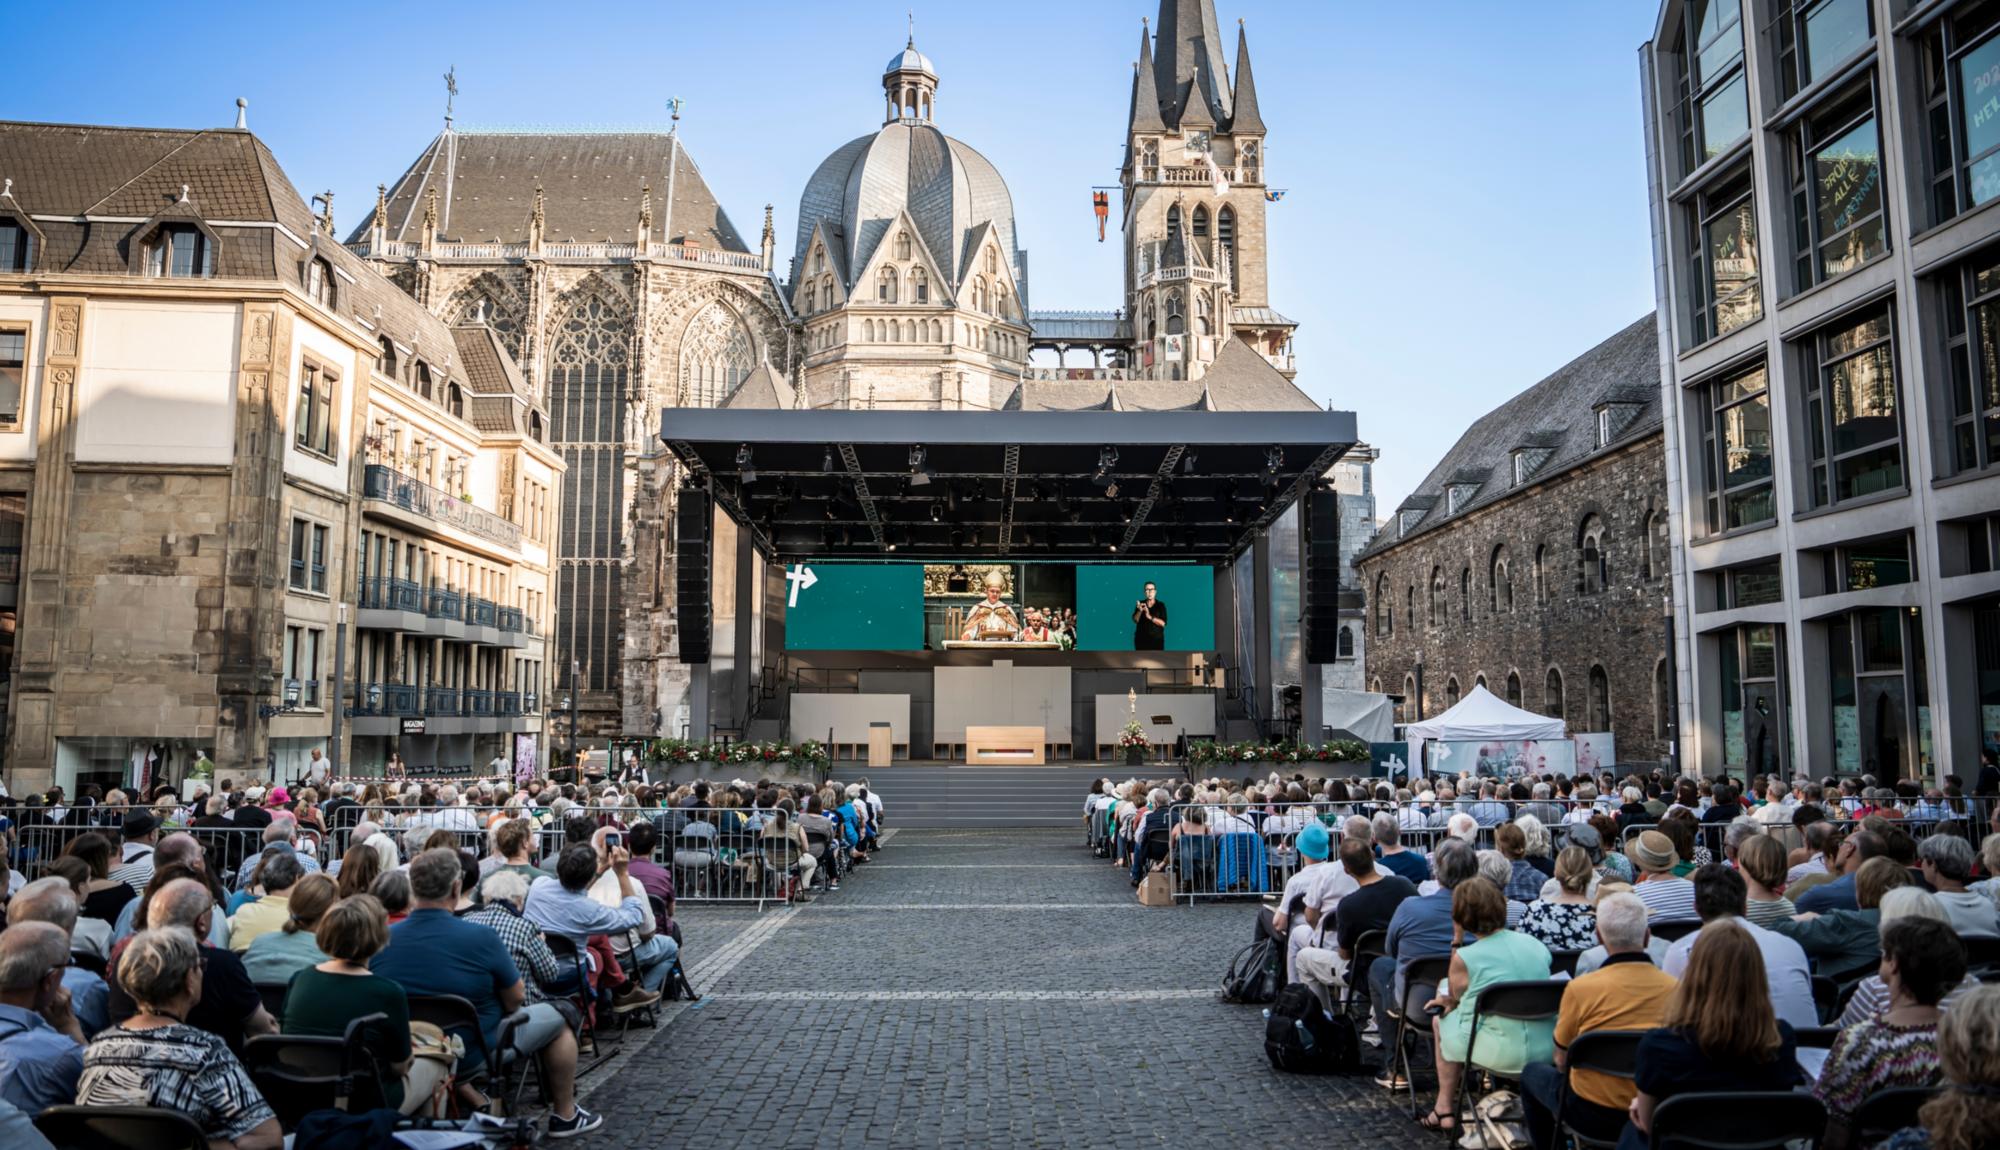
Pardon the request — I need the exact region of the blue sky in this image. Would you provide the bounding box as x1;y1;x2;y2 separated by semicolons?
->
3;0;1660;513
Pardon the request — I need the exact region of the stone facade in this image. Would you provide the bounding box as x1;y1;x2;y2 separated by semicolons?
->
1356;316;1670;765
1322;445;1377;694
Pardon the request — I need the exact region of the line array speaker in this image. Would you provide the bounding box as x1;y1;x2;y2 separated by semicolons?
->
1303;486;1342;666
675;489;712;664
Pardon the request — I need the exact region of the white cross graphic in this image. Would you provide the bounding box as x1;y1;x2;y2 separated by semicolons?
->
784;564;818;608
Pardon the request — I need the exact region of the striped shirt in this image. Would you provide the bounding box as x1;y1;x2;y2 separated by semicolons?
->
1632;875;1699;923
76;1022;273;1143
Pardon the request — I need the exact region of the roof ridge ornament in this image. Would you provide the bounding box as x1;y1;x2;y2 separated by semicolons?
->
443;66;459;129
234;98;247;130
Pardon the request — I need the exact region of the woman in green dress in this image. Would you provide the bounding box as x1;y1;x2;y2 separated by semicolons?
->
1422;875;1556;1132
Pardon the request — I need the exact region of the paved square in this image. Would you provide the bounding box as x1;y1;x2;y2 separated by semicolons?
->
583;829;1436;1149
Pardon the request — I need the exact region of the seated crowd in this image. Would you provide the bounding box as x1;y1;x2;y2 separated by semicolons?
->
0;771;885;1145
1089;766;2000;1148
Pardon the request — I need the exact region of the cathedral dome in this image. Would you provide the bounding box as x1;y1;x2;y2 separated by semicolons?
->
793;42;1024;303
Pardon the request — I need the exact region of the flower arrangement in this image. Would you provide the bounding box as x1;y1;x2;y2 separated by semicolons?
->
1118;718;1150;749
643;738;830;770
1186;739;1370;768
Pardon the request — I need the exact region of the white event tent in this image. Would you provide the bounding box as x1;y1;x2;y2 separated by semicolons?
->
1404;685;1567;776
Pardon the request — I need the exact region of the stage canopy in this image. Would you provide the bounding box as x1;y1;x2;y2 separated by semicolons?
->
658;407;1359;564
1404;685;1567;742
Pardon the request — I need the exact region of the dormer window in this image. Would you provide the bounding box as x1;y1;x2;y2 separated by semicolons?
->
0;222;28;273
1446;483;1479;515
1511;447;1552;486
147;225;212;278
1595;402;1642;447
447;382;464;419
1399;508;1425;534
377;336;398;378
414;361;433;400
306;257;334;307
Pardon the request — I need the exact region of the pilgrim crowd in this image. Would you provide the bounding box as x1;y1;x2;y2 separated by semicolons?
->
0;772;884;1146
1090;767;2000;1150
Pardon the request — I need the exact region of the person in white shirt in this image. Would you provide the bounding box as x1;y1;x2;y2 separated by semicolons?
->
1752;780;1795;825
1919;834;2000;939
427;785;481;834
1786;820;1837;887
1661;863;1817;1030
1269;821;1336;982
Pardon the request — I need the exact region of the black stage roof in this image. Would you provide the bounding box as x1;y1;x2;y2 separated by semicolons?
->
660;407;1358;564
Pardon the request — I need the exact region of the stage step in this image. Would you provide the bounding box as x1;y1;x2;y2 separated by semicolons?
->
826;765;1157;828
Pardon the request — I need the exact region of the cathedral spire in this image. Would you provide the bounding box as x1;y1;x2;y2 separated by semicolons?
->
1228;19;1265;134
1153;0;1231;130
1129;21;1165;134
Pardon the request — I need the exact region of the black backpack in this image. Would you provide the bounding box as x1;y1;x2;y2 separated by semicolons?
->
1262;983;1363;1074
1220;936;1284;1004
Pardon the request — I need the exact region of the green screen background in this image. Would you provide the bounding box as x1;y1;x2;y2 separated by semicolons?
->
1075;565;1216;651
782;563;924;650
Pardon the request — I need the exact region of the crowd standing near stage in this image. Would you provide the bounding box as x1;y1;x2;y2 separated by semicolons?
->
1089;766;2000;1149
0;770;884;1147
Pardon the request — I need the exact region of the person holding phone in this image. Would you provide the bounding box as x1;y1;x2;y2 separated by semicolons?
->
1132;581;1167;650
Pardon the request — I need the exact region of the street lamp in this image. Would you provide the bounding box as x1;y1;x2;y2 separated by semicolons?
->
566;658;581;772
258;679;302;719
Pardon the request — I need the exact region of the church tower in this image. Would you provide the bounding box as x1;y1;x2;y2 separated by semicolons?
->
1122;2;1294;382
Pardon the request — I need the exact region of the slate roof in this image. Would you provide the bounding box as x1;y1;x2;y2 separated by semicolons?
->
0;119;550;443
1357;313;1661;560
354;129;748;251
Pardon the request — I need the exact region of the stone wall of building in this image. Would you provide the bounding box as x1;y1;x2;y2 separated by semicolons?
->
1358;435;1671;764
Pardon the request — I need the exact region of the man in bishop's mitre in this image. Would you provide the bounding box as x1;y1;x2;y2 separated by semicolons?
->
958;569;1021;642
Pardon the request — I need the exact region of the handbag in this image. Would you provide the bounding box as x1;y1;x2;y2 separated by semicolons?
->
406;1019;462;1119
1459;1089;1532;1150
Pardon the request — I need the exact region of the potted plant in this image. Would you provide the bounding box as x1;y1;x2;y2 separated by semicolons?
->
1120;719;1149;766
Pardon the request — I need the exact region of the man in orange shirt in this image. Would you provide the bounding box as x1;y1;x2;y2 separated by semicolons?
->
1521;891;1678;1150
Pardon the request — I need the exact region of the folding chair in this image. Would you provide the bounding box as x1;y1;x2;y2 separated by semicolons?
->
1647;1090;1827;1150
1848;1086;1936;1146
1342;929;1389;1018
1648;919;1699;943
542;933;609;1056
1811;975;1842;1025
1547;949;1585;977
1387;954;1452;1114
1553;1029;1645;1150
34;1106;206;1150
1456;979;1568;1119
254;981;289;1020
406;993;533;1116
242;1012;391;1131
1172;834;1219;899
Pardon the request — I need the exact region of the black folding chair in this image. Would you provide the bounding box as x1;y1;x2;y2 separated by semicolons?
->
1648;1091;1827;1149
1342;929;1389;1018
1547;949;1584;977
1811;975;1842;1025
254;981;289;1020
1848;1086;1936;1146
1172;834;1219;898
1962;936;2000;969
1387;954;1452;1114
1793;1026;1841;1049
1648;919;1699;943
67;950;108;979
1457;979;1568;1118
542;933;608;1054
34;1106;206;1150
406;992;532;1116
1554;1029;1645;1150
242;1012;391;1131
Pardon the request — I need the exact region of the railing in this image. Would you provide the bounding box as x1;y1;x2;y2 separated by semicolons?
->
495;691;523;716
347;239;766;272
363;464;522;550
1022;367;1138;381
355;683;422;716
1154;165;1240;185
426;587;463;622
467;597;498;628
497;606;524;633
426;687;462;717
1137;264;1228;288
359;576;423;613
464;689;494;717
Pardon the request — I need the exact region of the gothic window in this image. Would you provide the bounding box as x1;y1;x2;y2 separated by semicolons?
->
986;247;999;275
1192;205;1210;238
1217;206;1237;290
444;282;524;362
1337;625;1354;660
814;248;825;274
547;290;631;695
1534;544;1548;604
1445;677;1462;710
1506;671;1522;707
1545;667;1565;721
1588;664;1612;732
1166;291;1185;336
895;231;912;261
1430;567;1445;626
1405;585;1415;631
1644;511;1668;581
1242;140;1261;182
1460;567;1471;622
1145;297;1157;341
1475;673;1487;691
1141;139;1159;180
1403;674;1417;722
912;266;929;304
877;266;898;304
1374;573;1393;636
1197;290;1213;336
1167;204;1182;244
1578;514;1608;594
804;282;817;313
1490;546;1512;614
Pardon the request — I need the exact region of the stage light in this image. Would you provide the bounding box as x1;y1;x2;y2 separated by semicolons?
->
736;444;757;484
822;446;836;473
1182;450;1197;474
1264;446;1284;480
907;445;931;487
930;501;943;522
1091;445;1118;486
1105;481;1119;498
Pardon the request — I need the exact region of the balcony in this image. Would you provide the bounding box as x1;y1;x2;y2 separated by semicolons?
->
349;682;537;737
356;576;426;633
363;464;521;551
426;687;462;717
468;597;498;628
426;587;463;622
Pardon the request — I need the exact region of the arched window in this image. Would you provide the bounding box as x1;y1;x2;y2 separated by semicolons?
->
306;257;334;306
877;266;898;304
1445;677;1462;710
1545;667;1565;721
1490;546;1512;614
996;285;1011;321
1166;204;1182;244
911;266;929;304
863;319;875;342
1217;206;1236;289
1145;297;1157;341
1336;625;1354;660
1192;205;1210;238
804;282;817;313
1196;290;1213;336
1141;139;1159;179
528;411;542;441
377;336;397;378
1403;673;1418;722
677;299;754;408
1588;665;1611;732
1165;291;1185;336
1406;585;1415;631
1374;574;1393;636
986;247;999;275
974;276;989;313
1654;658;1671;739
1460;568;1471;622
1534;544;1548;605
1506;671;1522;707
1430;567;1445;626
821;274;834;304
814;248;826;274
446;382;463;419
1644;510;1668;581
1578;514;1607;595
547;289;632;695
1474;673;1487;691
931;319;943;342
895;231;912;261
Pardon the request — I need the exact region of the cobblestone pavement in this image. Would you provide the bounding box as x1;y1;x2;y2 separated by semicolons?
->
583;828;1437;1150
